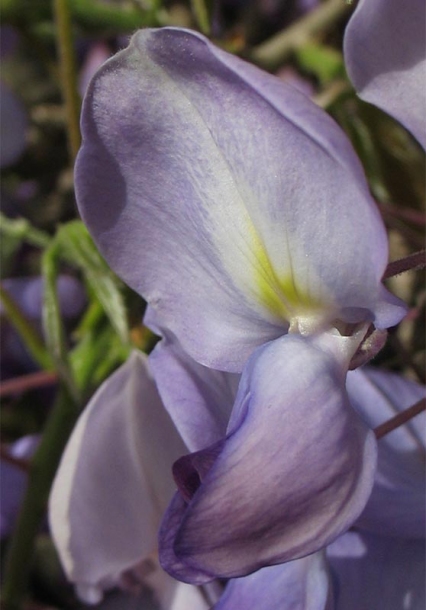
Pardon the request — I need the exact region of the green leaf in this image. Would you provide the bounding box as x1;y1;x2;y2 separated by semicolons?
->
295;43;344;85
0;214;51;276
55;221;130;344
41;241;79;401
70;306;131;394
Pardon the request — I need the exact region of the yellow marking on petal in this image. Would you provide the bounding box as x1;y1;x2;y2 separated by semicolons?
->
245;218;321;321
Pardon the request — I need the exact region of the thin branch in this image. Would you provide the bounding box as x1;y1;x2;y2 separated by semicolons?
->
251;0;351;69
384;250;426;279
53;0;81;162
375;398;426;440
0;371;58;398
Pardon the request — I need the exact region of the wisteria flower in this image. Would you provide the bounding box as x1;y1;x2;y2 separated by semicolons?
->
74;27;407;580
344;0;426;149
50;348;425;609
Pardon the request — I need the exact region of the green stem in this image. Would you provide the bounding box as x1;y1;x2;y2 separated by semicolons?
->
53;0;81;162
0;286;52;370
1;0;160;33
42;240;80;401
251;0;351;70
1;386;80;610
191;0;211;34
0;213;51;249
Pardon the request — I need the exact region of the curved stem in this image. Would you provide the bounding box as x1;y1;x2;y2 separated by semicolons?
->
1;386;80;610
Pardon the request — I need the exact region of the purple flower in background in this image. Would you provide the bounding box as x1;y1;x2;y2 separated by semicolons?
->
0;27;28;168
73;26;407;580
344;0;426;149
1;435;39;539
1;276;86;379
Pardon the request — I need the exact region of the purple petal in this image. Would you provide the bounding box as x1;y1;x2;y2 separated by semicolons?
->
344;0;426;149
49;351;187;601
149;336;238;452
76;27;404;372
215;552;333;610
327;530;425;610
347;367;426;538
159;332;377;581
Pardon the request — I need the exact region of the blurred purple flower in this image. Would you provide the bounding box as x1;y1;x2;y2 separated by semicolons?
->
0;82;28;168
74;27;406;580
1;275;86;379
1;435;39;539
344;0;426;149
0;27;28;168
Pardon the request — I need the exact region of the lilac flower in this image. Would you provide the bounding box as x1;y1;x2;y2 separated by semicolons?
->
74;26;406;579
49;351;219;608
344;0;426;149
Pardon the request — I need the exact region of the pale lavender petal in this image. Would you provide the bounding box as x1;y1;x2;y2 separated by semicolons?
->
327;530;425;610
76;27;404;372
215;552;333;610
347;367;425;538
49;351;187;601
149;336;238;452
159;332;377;581
344;0;426;148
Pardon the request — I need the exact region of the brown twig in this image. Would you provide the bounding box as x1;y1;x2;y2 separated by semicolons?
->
384;250;426;279
374;398;426;439
0;371;58;398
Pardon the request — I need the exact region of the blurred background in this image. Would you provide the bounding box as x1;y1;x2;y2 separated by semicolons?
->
0;1;424;608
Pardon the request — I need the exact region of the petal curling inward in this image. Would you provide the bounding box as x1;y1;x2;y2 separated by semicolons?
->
344;0;426;149
215;552;333;610
49;351;187;600
347;367;426;538
76;27;404;372
159;332;377;582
